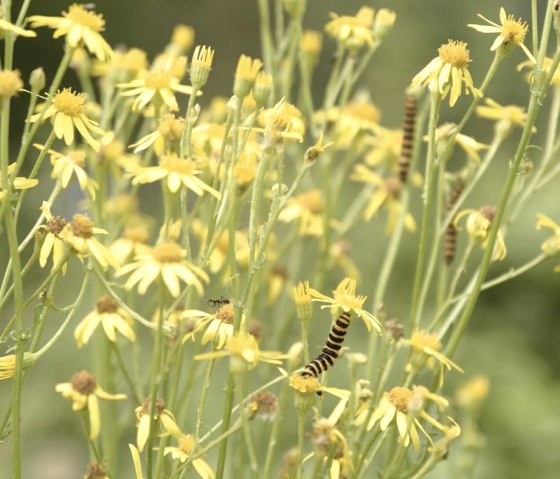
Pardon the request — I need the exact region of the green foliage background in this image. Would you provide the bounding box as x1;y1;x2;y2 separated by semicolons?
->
1;1;559;478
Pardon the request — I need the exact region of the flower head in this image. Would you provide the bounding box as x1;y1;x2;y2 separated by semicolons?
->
0;6;36;38
476;98;529;136
37;202;68;271
135;398;182;452
259;99;305;143
61;214;119;270
130;113;185;154
75;295;135;347
468;8;535;63
325;7;375;50
110;224;151;265
190;45;214;89
164;433;215;479
30;88;104;151
518;57;560;86
308;278;381;333
279;189;325;236
233;54;262;98
454;205;507;261
28;4;113;61
56;371;126;439
0;69;23;98
117;242;209;297
128;153;219;197
536;214;560;270
0;352;36;380
181;302;235;349
0;163;38;202
412;39;481;107
248;391;278;422
430;123;488;164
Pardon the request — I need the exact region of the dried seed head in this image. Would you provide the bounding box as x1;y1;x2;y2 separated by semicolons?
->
71;214;94;239
95;295;118;314
71;371;97;395
248;391;278;421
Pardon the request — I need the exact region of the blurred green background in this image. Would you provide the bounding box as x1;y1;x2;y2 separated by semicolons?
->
2;0;560;478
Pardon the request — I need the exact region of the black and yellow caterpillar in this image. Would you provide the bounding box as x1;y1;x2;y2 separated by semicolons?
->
398;94;418;184
444;178;465;265
301;311;351;378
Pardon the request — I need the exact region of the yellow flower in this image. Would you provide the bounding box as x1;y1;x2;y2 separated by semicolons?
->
190;45;215;89
110;224;151;265
164;433;215;479
0;352;36;380
129;444;144;479
351;165;416;234
454;206;507;261
135;398;182;452
455;375;490;411
41;146;98;199
75;295;135;347
363;385;453;451
195;331;286;374
128;153;220;197
364;126;402;169
181;302;234;349
325;7;375;50
308;278;381;333
167;24;195;54
304;132;334;163
0;163;38;202
258;99;305;143
28;4;113;61
476;98;529;132
56;371;126;439
429;123;488;163
130;113;185;154
117;242;209;297
118;57;199;112
536;214;560;270
428;418;461;460
37;202;68;271
0;6;36;38
468;7;535;63
412;39;481;107
248;391;278;422
30;88;104;151
289;372;350;401
61;214;120;270
0;69;23;98
92;47;148;78
403;329;463;386
518;57;560;86
233;54;262;98
279;189;325;236
96;133;141;174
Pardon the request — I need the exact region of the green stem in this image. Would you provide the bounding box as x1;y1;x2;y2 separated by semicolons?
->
110;341;142;405
295;409;306;479
257;0;276;96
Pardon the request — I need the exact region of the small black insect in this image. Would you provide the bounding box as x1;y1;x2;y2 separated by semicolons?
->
207;296;230;310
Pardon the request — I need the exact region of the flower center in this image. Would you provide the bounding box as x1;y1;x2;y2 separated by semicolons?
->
158;114;185;141
66;4;105;32
67;150;86;167
70;214;94;238
53;88;86;117
501;18;527;45
438;40;471;68
410;330;441;352
46;216;67;235
178;434;196;454
216;303;235;324
95;295;118;314
143;71;172;90
152;242;183;263
71;370;97;395
387;387;413;413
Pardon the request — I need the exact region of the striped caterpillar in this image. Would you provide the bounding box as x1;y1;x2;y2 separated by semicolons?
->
398;95;418;184
444;178;465;265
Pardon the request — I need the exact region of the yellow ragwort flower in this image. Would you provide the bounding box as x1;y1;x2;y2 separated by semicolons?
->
454;206;507;261
308;278;381;333
110;224;151;265
30;88;104;151
0;352;36;380
135;398;182;452
117;242;209;297
181;302;235;349
518;57;560;86
258;99;305;142
468;7;535;63
536;214;560;270
429;123;488;164
56;371;126;439
412;39;481;107
476;98;529;132
128;153;220;197
0;163;38;202
75;295;135;347
0;6;36;38
0;69;23;98
60;214;120;270
164;433;215;479
28;4;113;61
37;202;68;271
233;54;262;97
92;47;148;78
190;45;215;89
279;189;325;236
325;7;375;50
130;113;185;154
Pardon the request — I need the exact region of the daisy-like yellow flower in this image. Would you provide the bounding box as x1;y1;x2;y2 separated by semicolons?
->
117;242;209;297
454;205;507;261
135;398;182;452
279;189;325;236
455;375;490;411
127;153;220;197
308;278;381;333
258;99;305;143
476;98;529;135
75;295;135;347
118;56;199;112
96;133;141;175
40;146;98;199
536;214;560;270
351;165;416;234
0;163;38;202
30;88;104;151
468;7;535;63
56;371;126;439
0;6;36;38
361;385;453;451
412;39;481;107
403;329;463;386
130;114;185;155
92;47;148;79
428;418;462;460
0;69;23;98
28;4;113;61
164;433;215;479
37;202;68;271
181;301;234;349
61;214;119;270
429;123;488;164
0;352;36;380
325;7;375;50
195;331;286;374
518;56;560;86
110;224;151;265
